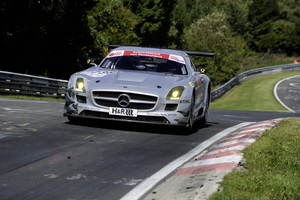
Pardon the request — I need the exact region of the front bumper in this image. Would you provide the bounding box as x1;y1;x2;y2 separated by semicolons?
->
64;103;190;127
64;87;192;127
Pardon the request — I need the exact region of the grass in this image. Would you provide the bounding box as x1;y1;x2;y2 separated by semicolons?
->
0;95;64;101
210;71;300;112
209;118;300;200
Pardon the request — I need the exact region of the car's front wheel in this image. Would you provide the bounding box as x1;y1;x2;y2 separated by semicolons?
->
186;94;196;133
67;116;79;124
199;93;210;126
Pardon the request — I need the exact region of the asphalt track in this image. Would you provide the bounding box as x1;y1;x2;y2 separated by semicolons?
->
0;98;299;200
274;74;300;113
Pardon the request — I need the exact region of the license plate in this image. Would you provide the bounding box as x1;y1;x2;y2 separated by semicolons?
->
109;107;137;117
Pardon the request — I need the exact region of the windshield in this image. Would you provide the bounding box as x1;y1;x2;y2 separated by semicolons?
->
100;56;188;75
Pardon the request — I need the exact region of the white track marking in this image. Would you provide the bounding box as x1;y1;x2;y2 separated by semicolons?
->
120;122;254;200
274;75;300;113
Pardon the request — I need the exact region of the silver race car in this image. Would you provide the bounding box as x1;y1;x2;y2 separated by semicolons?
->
64;45;214;131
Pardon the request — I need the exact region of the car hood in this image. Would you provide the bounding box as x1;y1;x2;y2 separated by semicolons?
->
81;69;187;90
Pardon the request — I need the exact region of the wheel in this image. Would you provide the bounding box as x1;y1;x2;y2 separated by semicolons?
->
199;94;210;126
67;116;79;123
187;94;196;133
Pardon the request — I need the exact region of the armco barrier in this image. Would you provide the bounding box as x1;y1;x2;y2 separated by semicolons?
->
0;70;68;99
211;63;300;102
1;63;300;100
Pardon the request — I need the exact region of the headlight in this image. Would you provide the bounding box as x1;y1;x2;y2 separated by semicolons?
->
167;86;184;100
75;78;86;93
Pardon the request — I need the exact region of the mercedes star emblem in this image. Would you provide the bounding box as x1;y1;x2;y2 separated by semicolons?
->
118;94;131;107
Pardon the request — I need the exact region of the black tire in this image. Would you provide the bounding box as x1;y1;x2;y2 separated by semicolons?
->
199;94;210;126
186;94;196;134
67;116;79;124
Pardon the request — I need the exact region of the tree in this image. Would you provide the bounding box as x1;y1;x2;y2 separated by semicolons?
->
0;0;95;79
247;0;280;52
169;0;217;48
183;12;247;86
215;0;251;37
277;0;300;55
124;0;176;47
87;0;140;59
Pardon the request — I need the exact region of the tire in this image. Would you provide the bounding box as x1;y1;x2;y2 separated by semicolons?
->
199;93;210;126
187;94;196;133
67;116;79;124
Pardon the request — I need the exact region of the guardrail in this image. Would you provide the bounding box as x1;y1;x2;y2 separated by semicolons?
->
1;63;300;100
0;70;68;99
211;63;300;102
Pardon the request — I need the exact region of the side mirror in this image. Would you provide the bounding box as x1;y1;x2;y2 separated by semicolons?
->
87;58;97;66
196;68;206;74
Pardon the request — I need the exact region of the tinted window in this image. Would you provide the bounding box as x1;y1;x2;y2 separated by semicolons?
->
100;56;187;75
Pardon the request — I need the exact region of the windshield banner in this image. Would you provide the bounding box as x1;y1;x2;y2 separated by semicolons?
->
108;50;185;64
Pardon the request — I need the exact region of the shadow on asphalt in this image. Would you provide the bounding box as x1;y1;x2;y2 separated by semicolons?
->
64;117;215;136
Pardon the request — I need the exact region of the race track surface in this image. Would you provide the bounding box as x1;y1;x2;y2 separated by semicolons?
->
0;98;299;200
274;75;300;113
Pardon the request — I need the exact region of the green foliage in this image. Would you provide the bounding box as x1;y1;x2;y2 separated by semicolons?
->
169;0;217;48
87;0;140;59
215;0;251;36
247;0;280;52
272;20;297;54
240;54;295;73
0;0;299;83
124;0;175;47
277;0;300;55
183;12;247;85
0;0;95;79
245;0;300;55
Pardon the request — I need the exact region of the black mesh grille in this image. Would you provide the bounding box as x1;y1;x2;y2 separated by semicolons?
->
165;104;178;111
76;95;87;103
93;91;157;110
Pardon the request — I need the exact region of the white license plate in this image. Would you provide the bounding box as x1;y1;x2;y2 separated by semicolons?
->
109;107;137;117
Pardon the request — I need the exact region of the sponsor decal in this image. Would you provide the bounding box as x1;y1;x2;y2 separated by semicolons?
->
78;105;102;112
195;76;201;86
83;70;116;77
180;100;191;104
109;107;137;117
200;68;206;74
107;50;185;64
123;51;169;59
145;112;167;116
92;73;108;78
168;54;185;64
81;71;93;76
108;51;125;57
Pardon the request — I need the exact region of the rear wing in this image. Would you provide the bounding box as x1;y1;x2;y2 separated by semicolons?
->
108;44;216;59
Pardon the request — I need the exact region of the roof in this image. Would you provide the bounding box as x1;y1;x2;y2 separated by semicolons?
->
110;46;188;58
109;44;216;58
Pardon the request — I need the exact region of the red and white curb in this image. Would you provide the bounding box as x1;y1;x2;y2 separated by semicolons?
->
122;119;283;200
173;118;283;176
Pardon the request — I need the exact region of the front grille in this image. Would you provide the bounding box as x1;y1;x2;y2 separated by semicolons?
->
93;91;157;110
80;110;169;124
